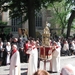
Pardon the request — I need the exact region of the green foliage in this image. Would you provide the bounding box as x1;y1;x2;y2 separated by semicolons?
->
0;0;63;38
0;20;7;25
0;0;63;22
63;33;66;38
66;0;75;5
0;20;11;35
47;0;71;35
71;19;75;29
4;28;11;35
73;33;75;37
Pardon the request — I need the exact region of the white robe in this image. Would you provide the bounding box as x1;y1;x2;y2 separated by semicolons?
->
9;51;20;75
51;46;61;72
61;64;75;75
27;48;38;75
6;45;11;64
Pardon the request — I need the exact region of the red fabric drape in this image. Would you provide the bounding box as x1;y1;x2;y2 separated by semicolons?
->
12;49;17;55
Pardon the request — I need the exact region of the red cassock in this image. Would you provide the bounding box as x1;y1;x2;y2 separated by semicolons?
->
40;46;52;60
24;43;29;54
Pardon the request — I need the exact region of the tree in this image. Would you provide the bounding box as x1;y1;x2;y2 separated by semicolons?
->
47;0;75;38
66;0;75;38
0;0;62;38
48;0;71;36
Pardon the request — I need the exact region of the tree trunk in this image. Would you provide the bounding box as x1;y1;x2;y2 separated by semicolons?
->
28;0;36;38
67;10;75;38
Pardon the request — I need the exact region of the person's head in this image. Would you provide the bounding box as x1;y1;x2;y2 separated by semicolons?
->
33;70;50;75
19;37;22;41
12;44;17;50
14;38;18;42
7;42;10;46
53;41;57;45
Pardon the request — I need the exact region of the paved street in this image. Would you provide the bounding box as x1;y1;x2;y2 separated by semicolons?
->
0;55;75;75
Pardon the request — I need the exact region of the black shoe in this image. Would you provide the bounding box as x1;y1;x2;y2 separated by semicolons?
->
47;71;53;73
49;71;53;73
52;71;57;73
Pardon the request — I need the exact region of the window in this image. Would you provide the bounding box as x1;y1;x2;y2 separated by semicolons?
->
35;12;42;29
11;16;22;32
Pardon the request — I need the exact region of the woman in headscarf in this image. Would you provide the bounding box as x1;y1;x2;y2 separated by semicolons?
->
6;42;11;65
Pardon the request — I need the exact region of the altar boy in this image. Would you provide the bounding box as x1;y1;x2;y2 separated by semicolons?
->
9;44;20;75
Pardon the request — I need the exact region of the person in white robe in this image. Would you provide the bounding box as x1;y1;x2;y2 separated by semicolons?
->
51;41;61;73
6;42;11;65
9;44;20;75
60;64;75;75
27;40;38;75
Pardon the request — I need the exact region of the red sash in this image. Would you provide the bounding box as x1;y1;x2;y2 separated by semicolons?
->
12;49;17;55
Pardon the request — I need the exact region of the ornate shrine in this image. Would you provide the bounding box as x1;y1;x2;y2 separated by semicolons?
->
40;22;52;60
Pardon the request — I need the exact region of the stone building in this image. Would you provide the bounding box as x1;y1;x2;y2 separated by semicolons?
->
1;8;51;38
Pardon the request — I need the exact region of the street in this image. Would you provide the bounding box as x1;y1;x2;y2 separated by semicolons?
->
0;55;75;75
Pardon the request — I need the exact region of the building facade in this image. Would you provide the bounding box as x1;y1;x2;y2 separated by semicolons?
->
1;8;51;38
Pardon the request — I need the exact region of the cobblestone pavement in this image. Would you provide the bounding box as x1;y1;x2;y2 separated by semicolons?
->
0;55;75;75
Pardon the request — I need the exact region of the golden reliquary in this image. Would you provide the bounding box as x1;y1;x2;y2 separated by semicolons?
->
42;22;50;46
40;22;52;60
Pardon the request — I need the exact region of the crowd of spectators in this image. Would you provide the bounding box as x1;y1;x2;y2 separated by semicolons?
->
60;37;75;56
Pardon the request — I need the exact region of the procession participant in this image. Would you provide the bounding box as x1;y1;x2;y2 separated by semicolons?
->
36;39;40;68
51;41;61;73
49;39;53;72
27;39;38;75
9;44;20;75
60;64;75;75
56;39;61;71
6;42;11;65
24;40;30;63
33;69;50;75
